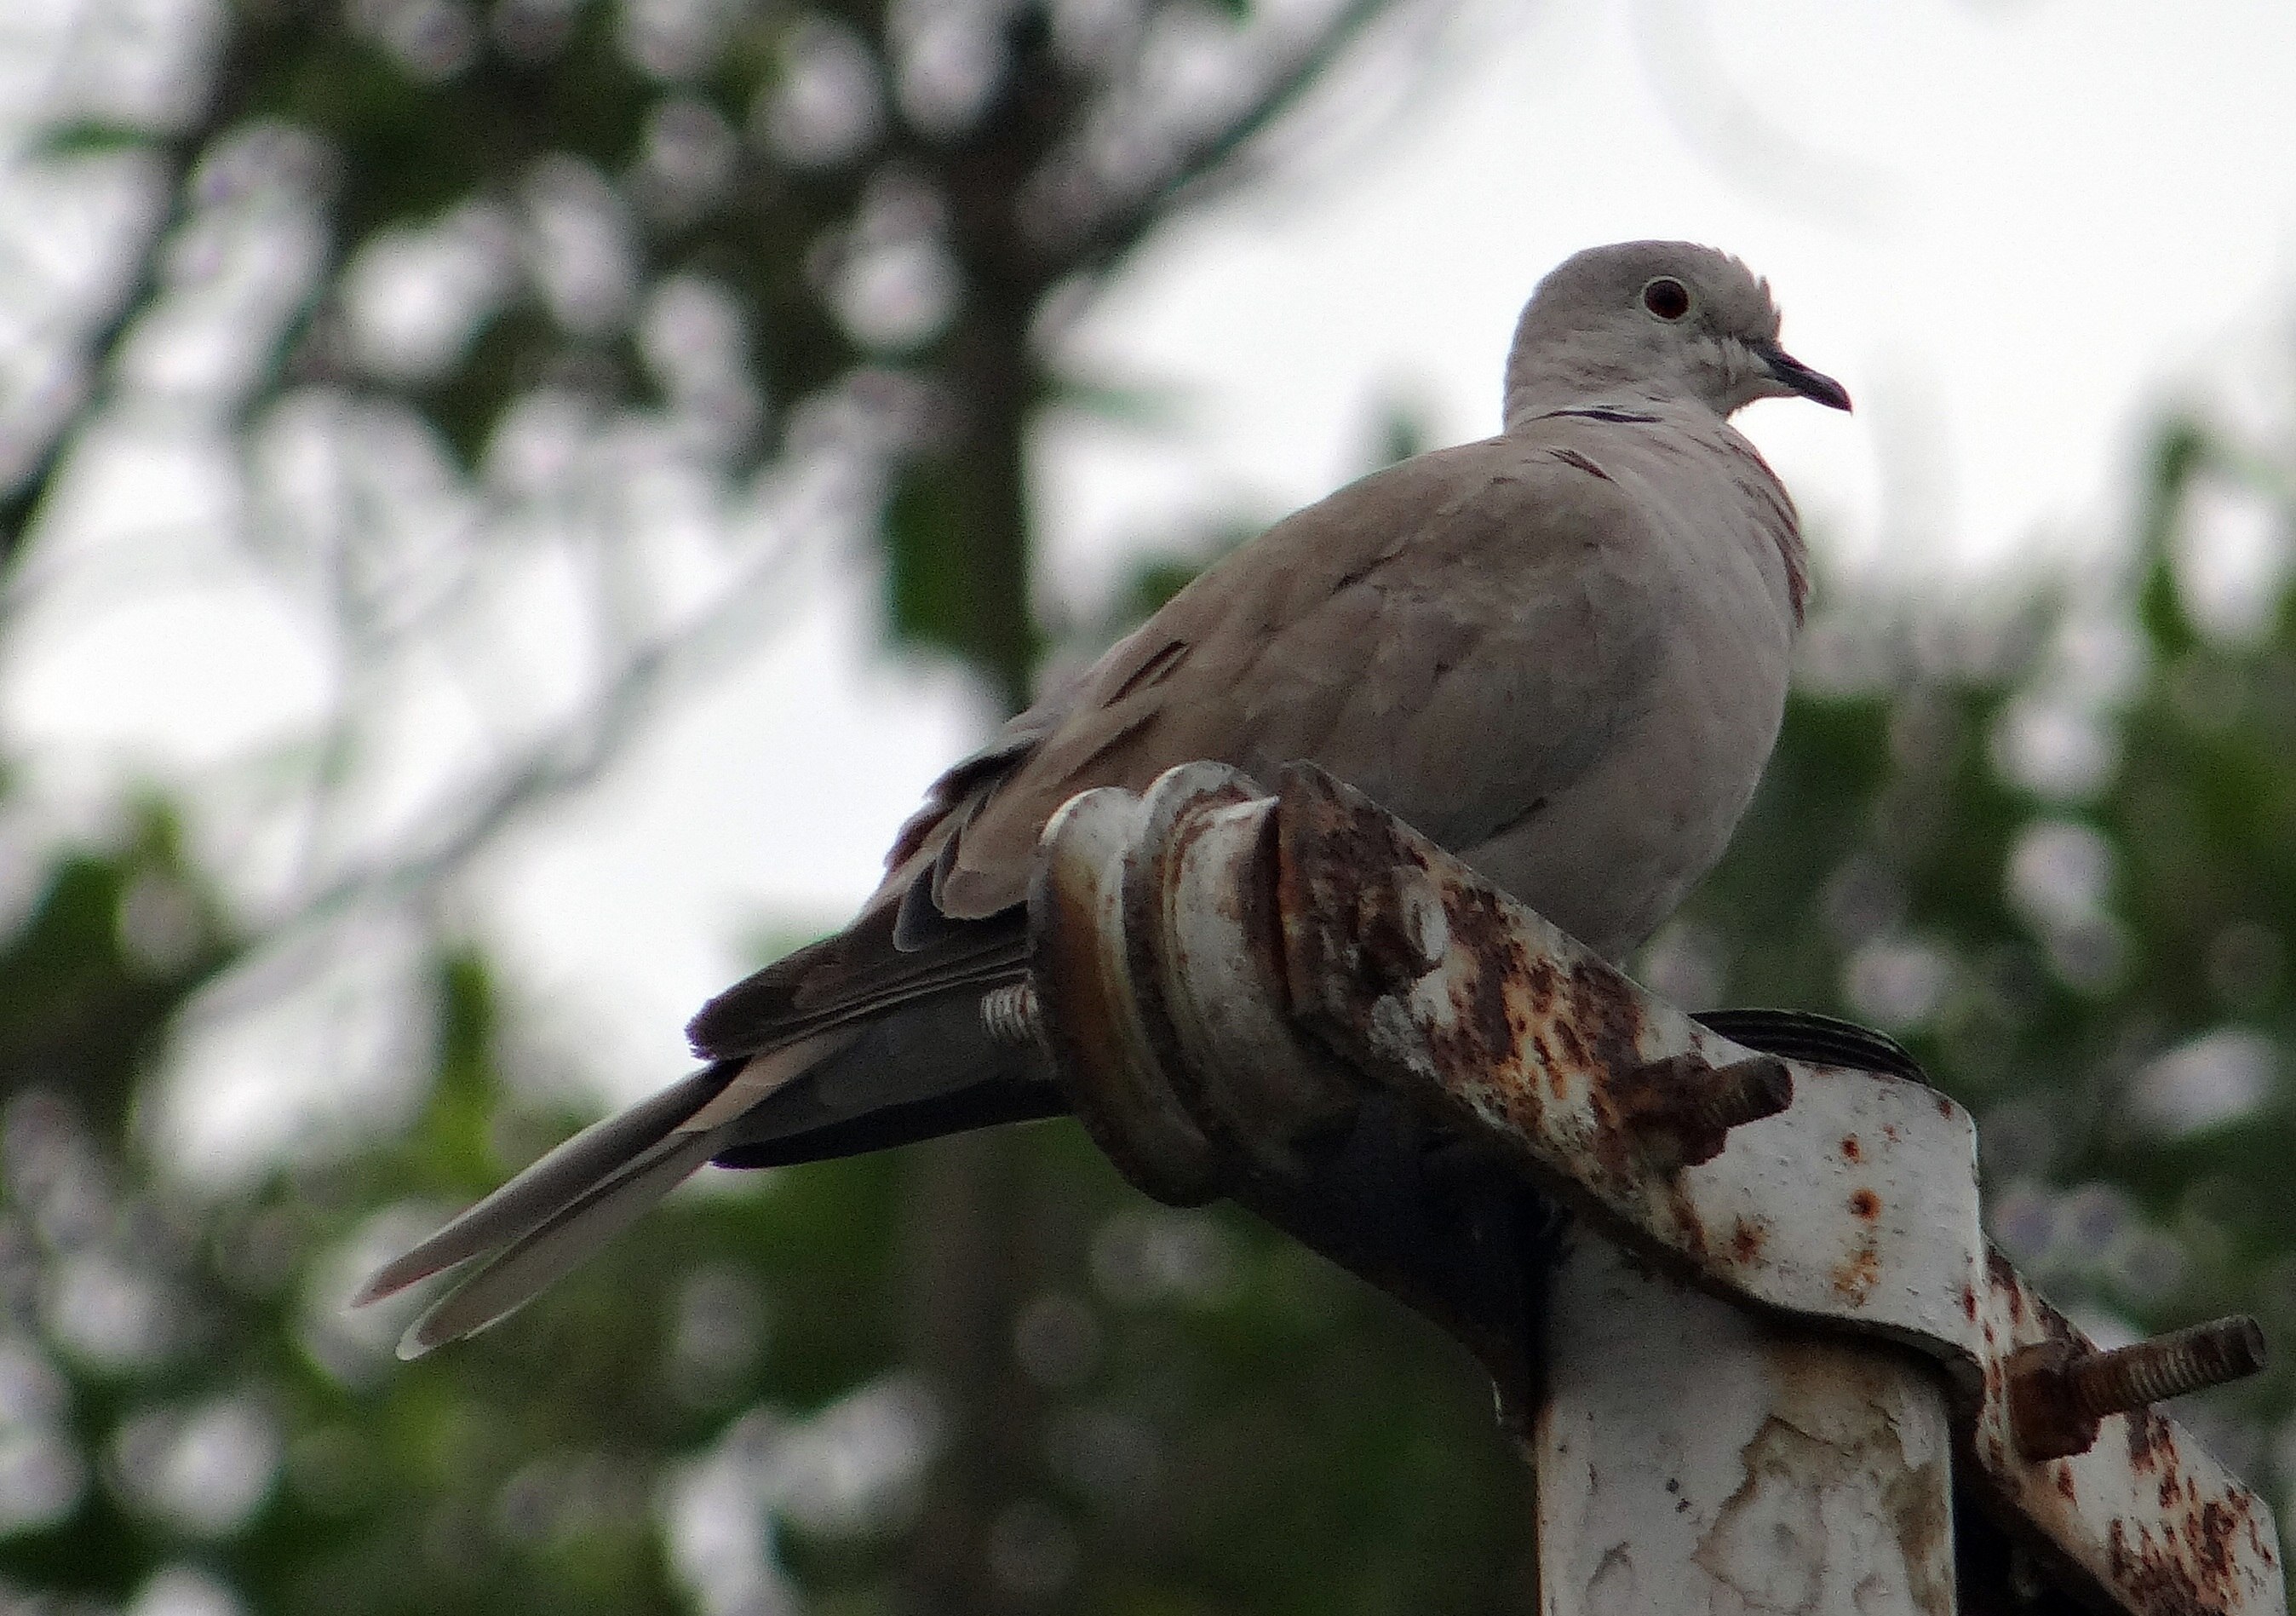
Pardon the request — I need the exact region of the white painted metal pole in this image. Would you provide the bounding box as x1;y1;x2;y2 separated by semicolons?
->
1536;1228;1958;1616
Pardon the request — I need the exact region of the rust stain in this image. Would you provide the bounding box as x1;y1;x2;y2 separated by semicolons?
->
1521;952;1559;1015
2188;1497;2236;1590
2127;1408;2164;1475
1729;1216;1766;1265
1566;958;1650;1095
1528;1029;1566;1100
1832;1235;1881;1304
1551;1013;1591;1070
1413;912;1529;1112
1548;958;1662;1186
2056;1464;2076;1501
1584;1082;1632;1185
1988;1250;2028;1326
1936;1096;1954;1118
1884;1121;1903;1142
1850;1188;1880;1220
1666;1177;1710;1261
2102;1482;2262;1613
1840;1133;1863;1162
1960;1284;1978;1322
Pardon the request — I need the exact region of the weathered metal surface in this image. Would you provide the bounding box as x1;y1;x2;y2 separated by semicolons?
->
1031;762;1364;1202
1134;771;1363;1183
1272;761;1985;1350
1037;763;1551;1414
1030;760;2283;1615
1267;763;2280;1615
1030;772;1225;1205
1539;1230;1956;1616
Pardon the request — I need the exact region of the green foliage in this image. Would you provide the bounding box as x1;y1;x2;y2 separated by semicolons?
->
0;798;233;1139
213;0;858;463
0;923;1530;1612
1102;523;1256;638
884;457;980;665
1674;418;2296;1481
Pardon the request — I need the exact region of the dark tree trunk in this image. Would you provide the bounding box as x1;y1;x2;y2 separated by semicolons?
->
899;275;1052;1613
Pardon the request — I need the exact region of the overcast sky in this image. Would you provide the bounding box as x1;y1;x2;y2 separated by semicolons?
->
13;0;2296;1153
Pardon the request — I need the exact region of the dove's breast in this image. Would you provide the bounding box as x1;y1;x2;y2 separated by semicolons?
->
1451;413;1799;962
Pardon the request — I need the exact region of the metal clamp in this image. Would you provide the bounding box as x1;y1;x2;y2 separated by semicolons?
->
1013;760;2281;1616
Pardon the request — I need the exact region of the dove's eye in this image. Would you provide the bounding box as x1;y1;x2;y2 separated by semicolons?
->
1641;277;1691;320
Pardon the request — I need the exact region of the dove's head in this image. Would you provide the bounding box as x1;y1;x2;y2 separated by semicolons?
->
1502;241;1849;427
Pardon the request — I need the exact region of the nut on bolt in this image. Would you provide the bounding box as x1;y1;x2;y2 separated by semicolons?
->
1613;1050;1794;1170
2009;1315;2268;1461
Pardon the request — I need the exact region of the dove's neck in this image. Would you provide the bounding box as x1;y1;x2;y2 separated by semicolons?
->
1503;329;1813;623
1501;326;1743;431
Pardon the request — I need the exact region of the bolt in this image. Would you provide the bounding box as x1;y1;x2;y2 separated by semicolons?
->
980;980;1043;1050
2008;1316;2267;1460
1616;1052;1794;1170
2063;1316;2267;1419
1673;1055;1794;1136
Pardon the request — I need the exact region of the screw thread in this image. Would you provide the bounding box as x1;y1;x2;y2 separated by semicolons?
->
2064;1316;2267;1418
1681;1056;1793;1135
980;980;1043;1049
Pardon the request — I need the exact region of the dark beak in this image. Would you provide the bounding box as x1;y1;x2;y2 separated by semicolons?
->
1749;339;1851;411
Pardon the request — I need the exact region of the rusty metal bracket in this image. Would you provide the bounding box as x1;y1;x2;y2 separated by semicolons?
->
1022;760;2282;1616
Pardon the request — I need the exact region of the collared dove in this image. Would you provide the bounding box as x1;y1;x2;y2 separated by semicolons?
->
359;240;1850;1354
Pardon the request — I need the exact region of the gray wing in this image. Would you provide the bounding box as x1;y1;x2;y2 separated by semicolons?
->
686;428;1666;1061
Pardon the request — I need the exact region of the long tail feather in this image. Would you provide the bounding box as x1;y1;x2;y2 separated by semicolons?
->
399;1130;720;1356
709;1075;1065;1170
357;975;1048;1350
354;1062;733;1306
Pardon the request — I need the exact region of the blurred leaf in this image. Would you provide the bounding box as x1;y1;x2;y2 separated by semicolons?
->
0;802;231;1142
32;121;158;157
1052;376;1192;431
885;456;973;659
2136;418;2209;661
1368;393;1438;468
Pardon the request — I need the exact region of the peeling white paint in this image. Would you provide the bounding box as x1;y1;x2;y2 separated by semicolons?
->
1537;1232;1955;1616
